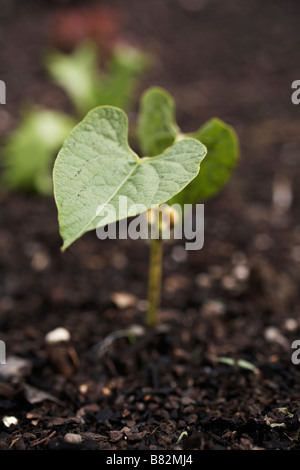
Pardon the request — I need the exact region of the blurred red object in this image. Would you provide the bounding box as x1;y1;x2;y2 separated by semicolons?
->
49;6;123;52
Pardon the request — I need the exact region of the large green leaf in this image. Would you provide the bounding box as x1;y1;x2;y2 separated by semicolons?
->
2;109;75;195
137;86;179;157
137;86;239;207
53;106;207;250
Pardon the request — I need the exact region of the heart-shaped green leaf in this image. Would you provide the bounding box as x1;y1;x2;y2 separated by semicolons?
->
53;106;207;250
137;87;239;207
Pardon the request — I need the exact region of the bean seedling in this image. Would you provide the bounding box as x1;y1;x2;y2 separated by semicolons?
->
53;87;239;327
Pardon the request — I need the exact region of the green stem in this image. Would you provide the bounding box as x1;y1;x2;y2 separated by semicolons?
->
146;236;163;328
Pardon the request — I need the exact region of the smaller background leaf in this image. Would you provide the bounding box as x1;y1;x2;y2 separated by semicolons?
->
45;41;148;117
137;86;179;157
169;118;239;207
95;44;149;111
45;41;101;117
1;109;75;195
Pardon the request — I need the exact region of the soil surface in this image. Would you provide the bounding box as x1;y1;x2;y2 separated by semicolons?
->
0;0;300;450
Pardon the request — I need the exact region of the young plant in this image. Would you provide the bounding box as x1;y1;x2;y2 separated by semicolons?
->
53;87;239;327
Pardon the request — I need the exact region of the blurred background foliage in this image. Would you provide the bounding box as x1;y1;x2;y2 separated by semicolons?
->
0;2;149;195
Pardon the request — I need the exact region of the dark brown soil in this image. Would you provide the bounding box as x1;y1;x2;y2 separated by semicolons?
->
0;0;300;450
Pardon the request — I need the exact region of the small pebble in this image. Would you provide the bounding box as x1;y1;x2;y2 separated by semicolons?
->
45;327;71;344
31;250;50;271
284;318;298;332
3;416;18;427
272;174;293;213
264;326;289;348
64;433;82;445
110;292;137;309
233;264;249;281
